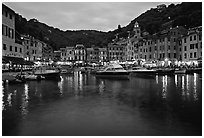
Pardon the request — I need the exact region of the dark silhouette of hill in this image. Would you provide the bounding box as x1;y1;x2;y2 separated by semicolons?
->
14;2;201;50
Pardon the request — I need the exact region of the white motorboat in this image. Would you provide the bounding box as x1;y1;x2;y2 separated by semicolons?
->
95;64;130;79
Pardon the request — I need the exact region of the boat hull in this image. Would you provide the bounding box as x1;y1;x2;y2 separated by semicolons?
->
95;71;130;79
156;69;175;75
34;72;60;80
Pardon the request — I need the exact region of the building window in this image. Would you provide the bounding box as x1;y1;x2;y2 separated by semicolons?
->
168;53;171;58
10;46;12;51
5;11;8;17
190;53;192;58
184;46;187;51
9;14;12;19
8;28;11;38
174;46;176;50
194;52;197;58
190;44;194;49
180;48;181;51
3;44;6;50
199;35;201;41
190;36;192;41
194;35;196;40
184;53;187;59
15;47;17;52
20;48;22;53
184;38;186;43
195;43;198;48
174;53;176;58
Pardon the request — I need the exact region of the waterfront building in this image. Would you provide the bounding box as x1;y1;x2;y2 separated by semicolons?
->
74;44;86;64
98;48;108;64
139;26;187;62
108;40;126;62
66;47;75;61
86;47;108;64
53;50;61;62
42;43;53;62
86;47;98;63
60;48;66;61
181;26;202;63
2;4;24;58
22;35;43;61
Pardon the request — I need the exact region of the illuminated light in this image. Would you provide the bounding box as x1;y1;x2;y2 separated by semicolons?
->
156;75;159;84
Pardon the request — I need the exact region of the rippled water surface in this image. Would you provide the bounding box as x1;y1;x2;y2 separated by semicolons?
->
2;72;202;136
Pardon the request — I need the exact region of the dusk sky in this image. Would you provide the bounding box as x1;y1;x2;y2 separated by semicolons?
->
4;2;180;32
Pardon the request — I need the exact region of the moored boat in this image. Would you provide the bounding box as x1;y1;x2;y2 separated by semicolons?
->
128;67;157;78
156;68;175;75
174;68;186;74
60;69;74;74
34;69;60;80
95;64;130;79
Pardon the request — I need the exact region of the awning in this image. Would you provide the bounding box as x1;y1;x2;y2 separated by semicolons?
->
2;56;25;65
2;56;35;65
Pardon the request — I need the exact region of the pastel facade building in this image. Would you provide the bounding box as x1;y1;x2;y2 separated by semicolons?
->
98;48;108;64
108;41;125;62
181;26;202;62
74;44;86;63
66;47;75;61
2;4;24;58
22;35;42;61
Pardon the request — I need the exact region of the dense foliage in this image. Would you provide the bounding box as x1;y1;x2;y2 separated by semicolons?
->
15;2;201;50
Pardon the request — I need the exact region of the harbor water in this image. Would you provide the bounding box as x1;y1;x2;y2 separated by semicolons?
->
2;72;202;136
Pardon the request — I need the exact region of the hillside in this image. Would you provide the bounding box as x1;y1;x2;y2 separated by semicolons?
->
14;2;202;50
113;2;202;38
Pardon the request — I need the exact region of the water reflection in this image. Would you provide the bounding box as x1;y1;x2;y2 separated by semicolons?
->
98;80;105;95
193;73;198;101
58;76;64;95
2;72;202;136
175;75;178;86
162;75;168;99
21;84;29;118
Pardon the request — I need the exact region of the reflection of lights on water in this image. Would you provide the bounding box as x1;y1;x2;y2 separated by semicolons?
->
79;73;83;91
156;75;158;84
21;84;29;118
58;77;64;95
175;75;178;86
181;75;185;100
162;75;168;99
24;84;29;100
186;75;190;98
193;73;198;101
74;71;83;96
99;81;105;95
2;86;5;110
7;93;12;107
